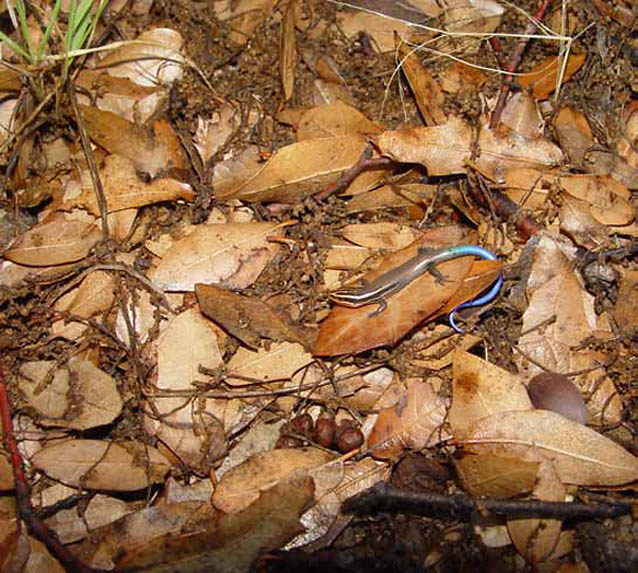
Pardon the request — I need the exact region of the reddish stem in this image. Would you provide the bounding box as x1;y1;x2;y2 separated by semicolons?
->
490;0;553;129
0;362;100;573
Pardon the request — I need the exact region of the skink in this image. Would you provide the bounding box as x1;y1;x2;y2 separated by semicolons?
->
329;244;503;332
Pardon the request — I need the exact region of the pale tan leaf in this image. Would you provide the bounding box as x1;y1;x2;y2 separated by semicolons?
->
500;91;544;139
455;454;539;498
614;270;638;330
560;175;634;225
215;134;384;202
374;117;563;180
336;10;419;53
153;222;281;291
212;448;334;514
96;28;185;86
226;341;314;386
52;270;116;340
18;358;122;430
31;440;170;491
4;218;101;266
297;101;383;141
340;222;419;250
507;459;565;563
463;409;638;486
449;350;532;438
53;154;195;216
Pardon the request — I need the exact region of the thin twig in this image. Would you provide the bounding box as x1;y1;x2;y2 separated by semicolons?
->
490;0;553;129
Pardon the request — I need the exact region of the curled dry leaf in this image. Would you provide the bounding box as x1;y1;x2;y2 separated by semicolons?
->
153;221;282;292
18;359;123;430
449;349;532;439
3;216;101;266
212;448;334;514
462;409;638;486
395;33;446;126
0;453;12;491
367;379;450;458
96;28;185;86
196;283;314;349
373;116;563;180
79;105;188;178
52;154;195;216
280;0;297;101
614;270;638;329
31;440;170;491
517;53;586;100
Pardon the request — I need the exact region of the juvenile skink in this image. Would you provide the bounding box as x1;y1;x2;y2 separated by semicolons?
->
329;244;503;332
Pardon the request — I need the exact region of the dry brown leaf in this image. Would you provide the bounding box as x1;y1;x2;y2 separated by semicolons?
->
297;101;383;140
290;457;389;548
500;91;544;139
215;0;278;45
345;182;435;214
112;476;313;571
554;107;638;189
614;270;638;330
196;283;313;349
517;243;622;425
367;379;450;458
449;350;532;438
0;453;13;491
153;221;281;292
52;154;194;216
518;53;586;100
395;32;446;126
440;60;487;94
215;134;385;202
96;28;185;86
52;270;116;340
226;341;314;386
374;117;563;180
280;0;297;100
455;453;539;498
18;359;123;430
462;409;638;486
559;195;610;248
324;241;371;270
212;448;333;514
31;440;170;491
507;458;565;563
147;308;225;470
3;216;101;266
340;222;419;250
80;105;188;178
336;10;419;53
560;175;634;225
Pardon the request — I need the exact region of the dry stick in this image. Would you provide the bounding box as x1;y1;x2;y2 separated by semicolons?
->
0;362;102;573
67;81;110;241
315;144;393;201
343;482;632;522
489;0;553;129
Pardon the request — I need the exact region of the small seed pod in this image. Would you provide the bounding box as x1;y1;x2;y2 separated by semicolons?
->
315;415;336;448
275;435;303;449
527;372;587;425
337;428;364;453
288;413;315;440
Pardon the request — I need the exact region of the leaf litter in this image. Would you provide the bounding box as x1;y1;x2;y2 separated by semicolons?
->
0;1;637;571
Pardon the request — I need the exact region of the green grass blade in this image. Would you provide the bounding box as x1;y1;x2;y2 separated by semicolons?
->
36;0;62;62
